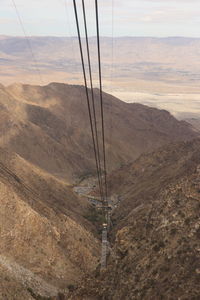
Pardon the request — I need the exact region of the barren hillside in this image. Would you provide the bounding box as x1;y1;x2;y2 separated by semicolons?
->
0;146;100;298
70;139;200;299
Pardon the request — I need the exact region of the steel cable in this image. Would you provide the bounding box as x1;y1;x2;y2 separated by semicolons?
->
72;0;104;202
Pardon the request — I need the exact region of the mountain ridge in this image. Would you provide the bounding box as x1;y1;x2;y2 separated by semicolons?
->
0;82;197;184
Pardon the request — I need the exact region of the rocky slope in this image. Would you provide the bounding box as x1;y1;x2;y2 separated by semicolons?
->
109;139;200;223
0;147;100;299
70;139;200;300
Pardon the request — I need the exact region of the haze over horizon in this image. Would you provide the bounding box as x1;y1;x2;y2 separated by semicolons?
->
1;35;200;119
1;35;200;38
1;1;200;119
1;0;200;37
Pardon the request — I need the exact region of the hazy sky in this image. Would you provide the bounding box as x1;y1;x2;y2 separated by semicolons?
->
1;0;200;37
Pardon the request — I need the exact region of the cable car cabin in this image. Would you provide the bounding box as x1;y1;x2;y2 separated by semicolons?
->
103;223;107;229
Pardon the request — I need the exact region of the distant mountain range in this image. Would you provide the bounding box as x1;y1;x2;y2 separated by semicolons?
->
1;36;200;94
1;35;200;118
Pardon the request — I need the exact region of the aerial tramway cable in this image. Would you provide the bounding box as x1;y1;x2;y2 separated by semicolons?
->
13;0;110;270
81;0;104;202
95;0;108;204
72;0;104;202
93;0;109;269
108;0;114;189
12;0;106;204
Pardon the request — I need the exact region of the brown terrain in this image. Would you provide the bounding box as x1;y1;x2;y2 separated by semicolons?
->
70;139;200;300
0;82;199;299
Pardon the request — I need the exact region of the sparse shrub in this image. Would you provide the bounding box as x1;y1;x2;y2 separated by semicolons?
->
153;241;165;252
125;266;132;273
170;228;177;235
146;222;153;229
184;217;191;225
175;199;180;205
67;284;75;292
160;265;170;272
177;249;183;255
152;269;158;275
4;276;9;281
146;264;151;270
135;274;140;282
27;287;52;300
140;288;146;298
147;278;155;287
57;292;66;300
178;211;185;218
